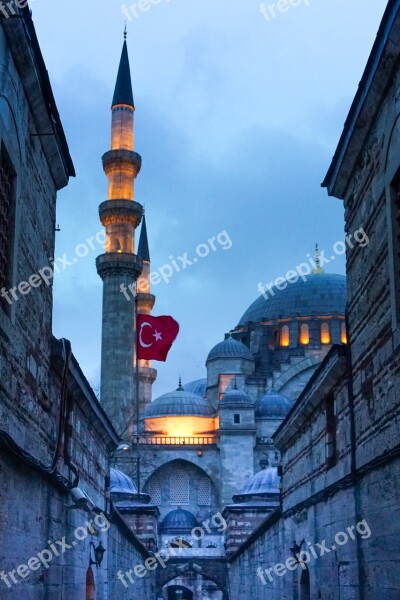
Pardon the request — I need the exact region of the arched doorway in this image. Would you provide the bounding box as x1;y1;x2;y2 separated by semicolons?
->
300;567;310;600
86;567;95;600
167;585;193;599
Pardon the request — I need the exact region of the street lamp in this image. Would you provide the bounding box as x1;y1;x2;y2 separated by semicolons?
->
89;541;106;567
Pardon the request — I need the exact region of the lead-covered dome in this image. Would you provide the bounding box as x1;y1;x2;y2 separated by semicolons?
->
161;507;199;531
110;468;138;495
255;389;293;419
143;385;215;418
240;467;280;495
220;388;253;407
237;273;346;326
183;378;207;398
207;336;253;362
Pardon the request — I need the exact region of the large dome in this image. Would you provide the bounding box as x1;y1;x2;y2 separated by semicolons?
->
237;273;346;327
143;385;215;418
207;336;253;362
183;378;207;398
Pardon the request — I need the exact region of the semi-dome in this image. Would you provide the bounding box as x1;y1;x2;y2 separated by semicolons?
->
255;389;293;419
237;273;346;327
110;468;138;495
143;383;215;418
207;336;253;362
240;467;280;495
161;507;199;531
183;378;207;398
220;388;253;407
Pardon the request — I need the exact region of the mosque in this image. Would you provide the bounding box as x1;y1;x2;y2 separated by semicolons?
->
98;35;347;600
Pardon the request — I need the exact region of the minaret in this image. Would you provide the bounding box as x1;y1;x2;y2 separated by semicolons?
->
136;214;157;418
96;32;143;438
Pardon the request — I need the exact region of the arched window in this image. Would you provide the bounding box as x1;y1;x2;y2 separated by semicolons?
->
280;325;290;347
170;471;189;505
341;322;347;344
149;477;161;505
300;323;310;345
300;567;311;600
86;567;95;600
198;477;211;506
320;322;331;345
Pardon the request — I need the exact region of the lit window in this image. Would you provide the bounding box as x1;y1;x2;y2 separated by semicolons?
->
170;471;189;505
280;325;290;347
321;322;331;345
341;322;347;344
300;324;310;345
198;477;211;506
234;414;241;424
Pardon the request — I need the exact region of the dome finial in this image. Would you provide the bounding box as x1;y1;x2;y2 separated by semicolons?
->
177;376;184;391
233;378;238;390
124;22;127;40
312;243;325;274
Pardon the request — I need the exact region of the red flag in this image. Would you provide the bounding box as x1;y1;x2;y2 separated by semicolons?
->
137;315;180;362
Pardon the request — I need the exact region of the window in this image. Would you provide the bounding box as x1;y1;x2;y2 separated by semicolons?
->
170;471;189;505
300;323;310;345
198;477;211;506
341;322;347;344
169;537;192;549
0;145;15;297
149;477;161;505
325;395;337;468
320;322;331;345
234;414;241;424
280;325;290;347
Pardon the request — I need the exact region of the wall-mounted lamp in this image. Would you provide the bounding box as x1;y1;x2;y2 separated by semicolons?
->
197;450;203;457
89;541;106;568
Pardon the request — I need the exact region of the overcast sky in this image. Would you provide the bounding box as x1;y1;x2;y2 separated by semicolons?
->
30;0;387;398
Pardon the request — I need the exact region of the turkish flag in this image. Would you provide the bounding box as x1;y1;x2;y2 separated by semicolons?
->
137;315;180;361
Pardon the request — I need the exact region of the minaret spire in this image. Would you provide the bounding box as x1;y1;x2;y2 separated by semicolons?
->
96;37;144;438
138;213;150;262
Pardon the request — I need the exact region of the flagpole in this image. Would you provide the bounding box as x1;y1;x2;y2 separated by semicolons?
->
134;286;141;494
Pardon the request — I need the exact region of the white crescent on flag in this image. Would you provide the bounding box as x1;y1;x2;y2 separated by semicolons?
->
139;322;153;348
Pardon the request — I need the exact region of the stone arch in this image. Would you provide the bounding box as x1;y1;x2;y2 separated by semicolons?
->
158;562;226;598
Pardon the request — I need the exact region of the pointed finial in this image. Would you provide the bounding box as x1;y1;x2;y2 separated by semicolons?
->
312;243;325;274
233;379;238;390
177;376;184;391
124;22;127;40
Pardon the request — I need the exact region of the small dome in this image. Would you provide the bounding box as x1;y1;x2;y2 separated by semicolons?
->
110;468;138;495
240;467;280;495
220;388;253;407
207;336;253;363
143;384;215;418
255;389;293;419
161;507;199;531
183;378;207;398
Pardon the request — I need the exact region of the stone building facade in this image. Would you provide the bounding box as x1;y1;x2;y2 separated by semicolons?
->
0;7;155;599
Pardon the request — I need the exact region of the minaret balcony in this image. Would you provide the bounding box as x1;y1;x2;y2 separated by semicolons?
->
102;149;142;178
136;292;156;312
99;199;143;227
96;252;143;280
